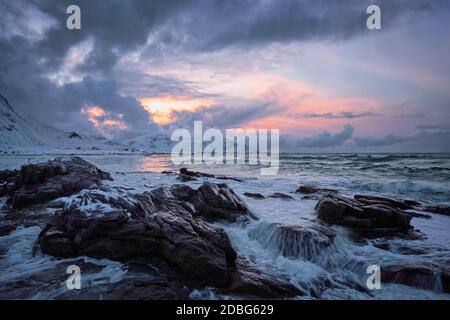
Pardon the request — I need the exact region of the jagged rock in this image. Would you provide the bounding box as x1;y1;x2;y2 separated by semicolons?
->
38;187;237;289
161;170;177;175
0;169;19;184
68;132;82;139
381;264;450;293
6;157;112;209
193;181;256;222
315;193;415;234
0;260;105;299
268;192;294;199
179;168;242;182
354;194;414;210
179;174;198;182
243;192;265;199
424;205;450;217
295;185;337;194
248;222;335;261
223;259;303;298
170;184;197;202
180;168;214;178
0;169;19;197
104;276;188;300
0;223;17;236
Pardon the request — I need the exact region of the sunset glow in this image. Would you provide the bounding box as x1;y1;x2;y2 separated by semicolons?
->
140;96;215;125
81;106;128;130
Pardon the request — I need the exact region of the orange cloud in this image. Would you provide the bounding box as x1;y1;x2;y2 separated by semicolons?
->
81;106;128;130
140;96;215;125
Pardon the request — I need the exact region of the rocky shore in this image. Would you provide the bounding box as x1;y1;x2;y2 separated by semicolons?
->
1;157;449;299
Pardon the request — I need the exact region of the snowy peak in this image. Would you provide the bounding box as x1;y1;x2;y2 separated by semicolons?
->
122;133;173;153
0;93;137;155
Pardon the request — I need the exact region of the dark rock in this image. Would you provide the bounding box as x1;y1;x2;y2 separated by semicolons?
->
315;193;415;234
170;184;197;202
0;223;17;236
161;170;177;175
68;132;82;139
3;206;52;232
216;176;243;182
38;186;237;289
268;192;294;199
243;192;265;199
0;260;105;300
7;157;112;209
354;194;413;210
381;264;449;293
295;185;337;194
180;168;214;178
104;276;188;300
223;259;303;298
0;169;19;184
179;173;197;182
423;205;450;217
179;168;242;182
442;271;450;294
0;169;19;197
193;181;256;222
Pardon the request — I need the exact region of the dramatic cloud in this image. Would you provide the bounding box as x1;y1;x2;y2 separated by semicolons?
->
1;0;449;151
167;101;281;130
281;124;354;149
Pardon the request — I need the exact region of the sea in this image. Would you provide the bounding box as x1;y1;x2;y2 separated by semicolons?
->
1;153;449;299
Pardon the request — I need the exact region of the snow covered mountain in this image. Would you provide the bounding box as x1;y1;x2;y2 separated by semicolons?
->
121;133;173;154
0;94;136;155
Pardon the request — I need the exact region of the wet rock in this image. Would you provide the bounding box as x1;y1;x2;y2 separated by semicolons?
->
193;181;256;222
223;259;303;298
179;168;242;182
180;168;214;178
179;174;197;182
0;223;17;236
161;170;177;175
248;222;335;261
0;260;105;300
442;271;450;294
3;206;51;231
6;157;113;209
315;193;415;234
243;192;265;199
381;264;449;293
104;275;188;300
68;132;82;139
0;169;19;197
354;194;414;210
295;185;338;194
170;184;197;202
38;186;237;289
268;192;294;200
423;205;450;217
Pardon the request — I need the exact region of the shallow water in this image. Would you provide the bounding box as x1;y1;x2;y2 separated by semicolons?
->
1;153;449;299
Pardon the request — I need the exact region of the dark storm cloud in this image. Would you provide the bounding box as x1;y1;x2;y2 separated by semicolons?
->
1;0;447;139
0;0;193;137
281;124;354;148
30;0;191;73
154;0;447;51
301;111;378;119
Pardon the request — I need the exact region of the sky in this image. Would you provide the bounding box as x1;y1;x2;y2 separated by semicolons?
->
0;0;449;152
